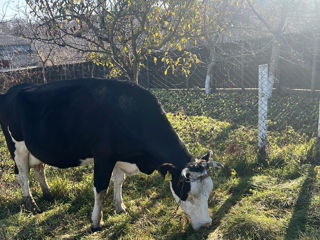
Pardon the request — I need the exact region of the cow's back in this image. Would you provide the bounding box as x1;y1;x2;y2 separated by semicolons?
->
2;78;191;169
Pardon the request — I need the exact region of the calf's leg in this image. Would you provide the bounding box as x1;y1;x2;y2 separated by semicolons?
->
14;142;40;213
33;163;52;200
112;166;126;213
112;161;140;213
91;157;115;232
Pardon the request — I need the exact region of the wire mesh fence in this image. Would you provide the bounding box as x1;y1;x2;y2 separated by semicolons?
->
0;30;319;147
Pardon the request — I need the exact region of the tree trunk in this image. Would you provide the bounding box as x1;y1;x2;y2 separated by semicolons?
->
133;70;139;84
240;42;245;90
128;64;139;84
205;60;215;94
205;57;216;94
312;0;320;92
311;35;319;92
269;38;280;90
42;65;47;83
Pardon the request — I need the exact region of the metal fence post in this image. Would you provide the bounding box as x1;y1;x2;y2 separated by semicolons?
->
258;64;273;149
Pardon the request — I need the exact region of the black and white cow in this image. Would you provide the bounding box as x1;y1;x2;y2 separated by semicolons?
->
0;79;223;231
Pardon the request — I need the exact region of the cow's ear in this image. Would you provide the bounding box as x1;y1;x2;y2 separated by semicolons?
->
201;150;213;162
158;163;178;180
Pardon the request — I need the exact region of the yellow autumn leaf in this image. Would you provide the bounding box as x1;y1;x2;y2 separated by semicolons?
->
154;57;157;64
176;43;182;51
175;57;180;65
164;21;169;26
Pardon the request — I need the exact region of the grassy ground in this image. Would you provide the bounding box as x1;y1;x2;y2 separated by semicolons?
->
1;90;320;239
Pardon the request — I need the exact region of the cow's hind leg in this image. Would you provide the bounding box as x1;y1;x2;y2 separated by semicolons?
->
112;166;126;213
14;142;40;213
112;162;140;214
33;163;53;200
91;157;115;232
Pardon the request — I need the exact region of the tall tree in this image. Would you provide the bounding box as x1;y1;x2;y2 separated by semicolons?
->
311;0;320;91
247;0;300;91
201;0;248;93
26;0;203;83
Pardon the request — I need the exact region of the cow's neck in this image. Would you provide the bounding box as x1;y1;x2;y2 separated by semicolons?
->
151;138;193;171
142;113;193;171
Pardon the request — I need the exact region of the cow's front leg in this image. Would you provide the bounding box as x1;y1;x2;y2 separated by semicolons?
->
14;143;40;213
33;163;53;201
91;187;106;232
112;166;126;213
91;157;115;232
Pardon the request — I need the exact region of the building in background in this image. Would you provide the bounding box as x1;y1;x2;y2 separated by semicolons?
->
0;30;39;71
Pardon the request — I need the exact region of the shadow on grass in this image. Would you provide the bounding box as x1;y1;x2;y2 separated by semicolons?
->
167;170;255;240
1;173;168;240
212;124;237;150
166;150;267;240
211;174;253;229
0;197;24;220
284;165;316;240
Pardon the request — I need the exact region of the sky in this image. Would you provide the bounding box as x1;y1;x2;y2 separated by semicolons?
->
0;0;28;20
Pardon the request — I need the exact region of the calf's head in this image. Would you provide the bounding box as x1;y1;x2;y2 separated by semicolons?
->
159;151;224;230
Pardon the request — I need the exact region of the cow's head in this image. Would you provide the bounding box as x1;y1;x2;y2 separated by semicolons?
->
159;150;224;230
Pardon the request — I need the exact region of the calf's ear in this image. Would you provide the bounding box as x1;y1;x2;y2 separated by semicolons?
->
201;150;213;161
158;163;179;180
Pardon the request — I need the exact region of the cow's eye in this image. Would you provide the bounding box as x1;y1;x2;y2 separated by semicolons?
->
187;194;195;202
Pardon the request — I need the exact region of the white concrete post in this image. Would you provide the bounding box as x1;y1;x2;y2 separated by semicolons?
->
258;64;273;149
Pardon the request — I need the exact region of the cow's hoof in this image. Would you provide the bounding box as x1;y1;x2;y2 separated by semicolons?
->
115;204;127;214
43;192;54;202
25;197;41;214
91;226;102;232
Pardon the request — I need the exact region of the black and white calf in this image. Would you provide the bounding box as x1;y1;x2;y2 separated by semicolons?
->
0;79;223;231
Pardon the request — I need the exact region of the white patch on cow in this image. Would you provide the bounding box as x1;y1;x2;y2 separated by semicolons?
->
112;161;140;213
80;158;94;166
91;187;105;228
114;161;140;176
169;174;213;230
29;153;42;167
8;127;51;199
8;127;31;198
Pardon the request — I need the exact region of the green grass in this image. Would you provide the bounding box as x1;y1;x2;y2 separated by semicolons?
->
1;90;320;239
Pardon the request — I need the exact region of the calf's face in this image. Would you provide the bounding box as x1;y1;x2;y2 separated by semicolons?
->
170;169;213;230
160;152;223;230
